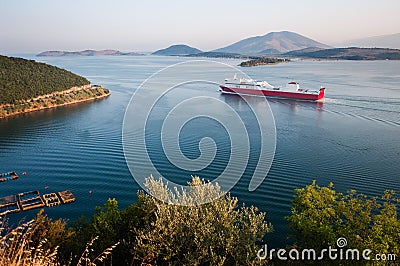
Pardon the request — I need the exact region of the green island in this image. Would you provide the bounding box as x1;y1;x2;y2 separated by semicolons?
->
0;55;110;118
239;57;290;67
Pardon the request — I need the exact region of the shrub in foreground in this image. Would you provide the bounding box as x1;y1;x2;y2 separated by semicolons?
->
287;181;400;260
0;210;116;266
133;176;272;265
59;176;272;265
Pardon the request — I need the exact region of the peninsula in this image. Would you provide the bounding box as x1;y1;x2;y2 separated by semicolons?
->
37;49;142;57
0;55;110;118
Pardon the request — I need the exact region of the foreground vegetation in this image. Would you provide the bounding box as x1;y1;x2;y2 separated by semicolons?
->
287;181;400;262
0;213;118;266
1;178;398;265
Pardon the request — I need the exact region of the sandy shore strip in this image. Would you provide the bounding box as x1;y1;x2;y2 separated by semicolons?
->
0;85;110;119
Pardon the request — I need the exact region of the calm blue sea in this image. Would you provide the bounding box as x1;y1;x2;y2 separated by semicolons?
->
1;55;399;247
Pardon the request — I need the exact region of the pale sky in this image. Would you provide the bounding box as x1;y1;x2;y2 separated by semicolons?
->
1;0;399;53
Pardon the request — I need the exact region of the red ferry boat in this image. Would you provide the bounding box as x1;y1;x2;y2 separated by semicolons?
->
220;75;325;101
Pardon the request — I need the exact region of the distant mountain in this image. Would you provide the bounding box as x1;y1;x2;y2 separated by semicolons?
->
257;48;282;55
185;51;244;58
284;47;400;60
284;47;327;56
213;31;331;55
37;49;142;56
152;44;202;56
340;33;400;49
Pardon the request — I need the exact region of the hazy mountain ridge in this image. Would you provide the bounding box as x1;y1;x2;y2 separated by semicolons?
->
37;49;142;56
284;47;400;60
152;45;202;56
341;33;400;49
213;31;331;55
37;31;400;60
186;51;245;58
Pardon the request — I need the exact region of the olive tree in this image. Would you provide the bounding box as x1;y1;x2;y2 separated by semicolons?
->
133;176;272;265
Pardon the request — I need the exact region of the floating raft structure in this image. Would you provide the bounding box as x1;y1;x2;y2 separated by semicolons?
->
0;171;19;182
0;190;76;216
43;193;61;207
58;190;76;204
0;195;20;216
18;190;45;211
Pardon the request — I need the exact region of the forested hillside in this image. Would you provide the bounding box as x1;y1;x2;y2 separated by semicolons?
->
0;55;89;104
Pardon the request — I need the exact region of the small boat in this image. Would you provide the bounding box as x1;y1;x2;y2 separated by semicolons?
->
220;75;325;101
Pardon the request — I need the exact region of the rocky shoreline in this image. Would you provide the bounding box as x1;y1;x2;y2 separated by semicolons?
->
0;85;110;119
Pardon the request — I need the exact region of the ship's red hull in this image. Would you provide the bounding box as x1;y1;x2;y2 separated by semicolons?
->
220;85;325;101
